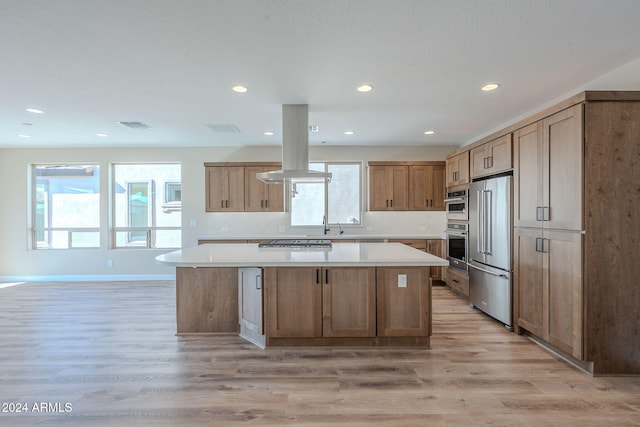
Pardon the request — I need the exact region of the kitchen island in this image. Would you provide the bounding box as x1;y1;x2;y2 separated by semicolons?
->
156;242;448;347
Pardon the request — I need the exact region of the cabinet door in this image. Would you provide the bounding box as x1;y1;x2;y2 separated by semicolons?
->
409;165;445;211
471;134;512;178
543;104;583;231
377;267;430;337
545;230;583;358
369;165;408;211
514;228;545;337
264;268;322;338
322;267;376;337
244;166;284;212
205;166;244;212
426;239;444;281
514;122;544;227
369;165;391;210
446;152;469;187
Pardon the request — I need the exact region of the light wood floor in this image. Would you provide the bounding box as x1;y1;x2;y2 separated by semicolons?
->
1;281;639;426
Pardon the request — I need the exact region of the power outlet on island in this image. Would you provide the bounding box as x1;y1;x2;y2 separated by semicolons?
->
397;274;407;288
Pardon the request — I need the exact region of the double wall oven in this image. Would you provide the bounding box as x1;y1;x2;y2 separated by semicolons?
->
445;187;469;272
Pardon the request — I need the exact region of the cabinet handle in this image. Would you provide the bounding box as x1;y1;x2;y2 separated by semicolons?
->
428;243;432;252
543;206;550;221
264;199;268;208
221;200;224;209
390;199;393;207
536;207;543;221
255;274;261;290
535;237;549;253
325;269;329;284
316;269;320;284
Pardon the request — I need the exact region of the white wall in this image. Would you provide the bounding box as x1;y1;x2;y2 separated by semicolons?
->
0;144;456;280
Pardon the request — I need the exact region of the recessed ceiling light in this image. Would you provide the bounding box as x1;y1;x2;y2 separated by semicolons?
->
96;133;109;137
26;107;44;114
356;84;373;93
344;130;355;135
264;131;274;136
232;85;248;93
17;134;30;138
481;83;500;91
424;130;435;135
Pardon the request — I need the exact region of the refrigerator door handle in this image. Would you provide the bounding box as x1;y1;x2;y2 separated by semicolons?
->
477;189;484;254
468;262;509;278
484;190;492;255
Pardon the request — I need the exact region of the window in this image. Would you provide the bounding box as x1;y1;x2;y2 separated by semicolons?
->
290;162;362;226
112;163;181;248
32;164;101;249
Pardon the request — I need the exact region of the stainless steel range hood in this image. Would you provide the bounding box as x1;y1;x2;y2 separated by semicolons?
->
256;104;332;184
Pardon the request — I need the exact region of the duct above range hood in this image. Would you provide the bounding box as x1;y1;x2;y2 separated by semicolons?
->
256;104;332;184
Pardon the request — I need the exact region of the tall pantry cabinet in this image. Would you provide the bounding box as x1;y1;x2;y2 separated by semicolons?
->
512;92;640;375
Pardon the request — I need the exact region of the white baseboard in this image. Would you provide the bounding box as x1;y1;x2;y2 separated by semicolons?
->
0;274;176;282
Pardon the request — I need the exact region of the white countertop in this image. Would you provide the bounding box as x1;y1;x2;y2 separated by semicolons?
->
156;242;449;268
198;234;445;241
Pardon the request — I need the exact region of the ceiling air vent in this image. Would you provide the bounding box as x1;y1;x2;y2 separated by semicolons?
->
118;121;152;130
207;123;241;133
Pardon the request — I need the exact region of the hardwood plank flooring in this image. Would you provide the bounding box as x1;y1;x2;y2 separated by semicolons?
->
0;281;638;426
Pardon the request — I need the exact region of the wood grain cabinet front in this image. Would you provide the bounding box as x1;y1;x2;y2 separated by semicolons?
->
205;166;245;212
470;134;513;179
264;267;376;339
376;267;430;337
369;165;409;211
446;151;470;188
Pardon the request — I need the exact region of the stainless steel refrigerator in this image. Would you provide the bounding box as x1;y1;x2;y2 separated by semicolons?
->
468;175;512;327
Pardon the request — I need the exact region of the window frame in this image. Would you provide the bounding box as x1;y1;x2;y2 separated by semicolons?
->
111;162;182;250
31;163;101;250
289;161;363;228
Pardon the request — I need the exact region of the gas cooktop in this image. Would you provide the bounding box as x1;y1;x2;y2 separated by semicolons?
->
258;239;332;248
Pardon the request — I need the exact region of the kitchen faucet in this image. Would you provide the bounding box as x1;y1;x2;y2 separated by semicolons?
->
323;215;330;235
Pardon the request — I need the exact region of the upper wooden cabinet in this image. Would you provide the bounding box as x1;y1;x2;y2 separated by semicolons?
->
470;134;513;178
446;151;470;188
369;165;409;211
409;164;445;211
205;166;245;212
514;104;583;231
205;163;283;213
244;166;284;212
369;161;445;212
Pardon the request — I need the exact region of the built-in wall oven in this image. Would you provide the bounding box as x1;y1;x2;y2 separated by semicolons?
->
446;222;468;272
445;188;468;221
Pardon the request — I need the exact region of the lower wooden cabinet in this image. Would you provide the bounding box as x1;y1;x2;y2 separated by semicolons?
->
389;239;445;281
377;267;430;337
264;267;376;338
176;267;239;333
443;266;469;297
514;227;583;358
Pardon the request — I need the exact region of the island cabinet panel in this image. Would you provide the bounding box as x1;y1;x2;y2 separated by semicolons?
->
322;267;376;337
264;267;376;339
176;267;239;333
264;267;322;338
377;267;430;337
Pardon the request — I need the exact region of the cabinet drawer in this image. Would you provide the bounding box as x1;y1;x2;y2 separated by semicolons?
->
444;267;469;297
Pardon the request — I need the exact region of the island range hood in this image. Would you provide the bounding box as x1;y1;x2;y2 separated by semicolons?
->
256;104;332;184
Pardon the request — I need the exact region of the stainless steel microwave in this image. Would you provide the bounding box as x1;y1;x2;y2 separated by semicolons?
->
445;188;468;221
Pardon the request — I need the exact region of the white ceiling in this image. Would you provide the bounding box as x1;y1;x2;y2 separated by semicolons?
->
3;0;640;148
